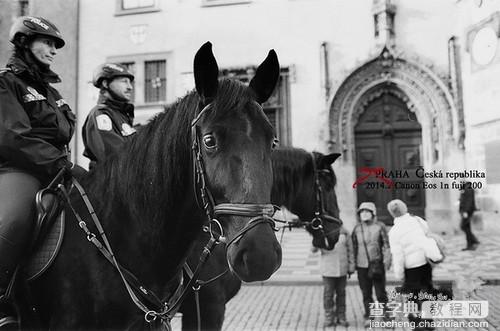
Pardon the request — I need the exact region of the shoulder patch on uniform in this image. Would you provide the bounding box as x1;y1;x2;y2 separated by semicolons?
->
56;99;68;107
121;123;136;136
96;114;112;131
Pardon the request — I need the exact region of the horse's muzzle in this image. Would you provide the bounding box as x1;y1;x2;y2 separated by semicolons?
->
226;220;282;282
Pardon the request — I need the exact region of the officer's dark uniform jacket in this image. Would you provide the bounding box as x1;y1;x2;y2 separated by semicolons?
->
0;55;75;181
82;94;136;169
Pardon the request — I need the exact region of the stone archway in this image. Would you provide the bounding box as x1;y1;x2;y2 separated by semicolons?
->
329;47;463;165
328;47;465;232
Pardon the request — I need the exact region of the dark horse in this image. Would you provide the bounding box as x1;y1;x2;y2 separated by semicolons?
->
19;42;282;330
179;147;342;331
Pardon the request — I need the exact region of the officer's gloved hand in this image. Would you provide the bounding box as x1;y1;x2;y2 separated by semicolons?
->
69;163;88;181
61;160;88;182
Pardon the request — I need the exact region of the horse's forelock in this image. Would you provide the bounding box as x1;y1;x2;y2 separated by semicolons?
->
204;79;254;123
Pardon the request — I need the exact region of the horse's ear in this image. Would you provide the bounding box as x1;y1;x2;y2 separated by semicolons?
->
320;153;341;167
249;50;280;104
194;41;219;104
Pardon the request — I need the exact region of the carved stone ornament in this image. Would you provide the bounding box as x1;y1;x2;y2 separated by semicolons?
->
329;46;462;162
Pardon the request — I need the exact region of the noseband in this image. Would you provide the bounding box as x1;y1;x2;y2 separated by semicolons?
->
303;152;342;236
191;102;277;248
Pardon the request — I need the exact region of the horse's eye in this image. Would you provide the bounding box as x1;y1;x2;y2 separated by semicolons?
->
203;134;217;149
272;137;279;150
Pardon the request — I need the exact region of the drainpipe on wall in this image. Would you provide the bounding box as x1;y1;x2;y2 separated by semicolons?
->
448;36;465;150
320;42;331;102
320;41;336;153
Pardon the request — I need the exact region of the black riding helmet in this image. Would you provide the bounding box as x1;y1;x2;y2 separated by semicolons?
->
92;63;135;88
9;16;65;49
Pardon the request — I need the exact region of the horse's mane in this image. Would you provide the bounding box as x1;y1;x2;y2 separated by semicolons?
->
85;79;256;231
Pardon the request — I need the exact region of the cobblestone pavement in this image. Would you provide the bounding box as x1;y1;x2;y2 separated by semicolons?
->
171;285;497;331
265;225;500;284
171;220;500;330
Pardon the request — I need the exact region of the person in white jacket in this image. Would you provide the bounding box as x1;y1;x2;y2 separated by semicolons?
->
387;199;443;331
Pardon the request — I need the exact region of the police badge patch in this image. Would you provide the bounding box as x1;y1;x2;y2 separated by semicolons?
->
121;123;136;136
96;114;112;131
23;86;46;102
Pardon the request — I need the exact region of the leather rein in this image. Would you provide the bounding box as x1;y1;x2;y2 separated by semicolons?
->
57;100;279;329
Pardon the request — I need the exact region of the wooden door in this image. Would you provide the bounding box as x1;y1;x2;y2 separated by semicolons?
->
354;94;424;224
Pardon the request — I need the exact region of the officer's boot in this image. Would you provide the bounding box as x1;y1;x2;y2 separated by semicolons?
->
0;236;24;328
0;280;18;328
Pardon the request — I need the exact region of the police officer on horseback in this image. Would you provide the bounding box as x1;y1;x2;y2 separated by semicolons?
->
82;63;136;170
0;16;75;327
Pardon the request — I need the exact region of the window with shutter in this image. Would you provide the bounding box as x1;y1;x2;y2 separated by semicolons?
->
145;60;166;103
220;67;291;145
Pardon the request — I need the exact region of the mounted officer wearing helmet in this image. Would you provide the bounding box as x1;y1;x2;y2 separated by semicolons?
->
7;16;65;83
83;63;137;170
0;16;75;328
92;63;134;89
9;16;65;49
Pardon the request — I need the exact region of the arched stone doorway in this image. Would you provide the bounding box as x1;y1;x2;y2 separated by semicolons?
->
328;47;465;231
355;89;424;224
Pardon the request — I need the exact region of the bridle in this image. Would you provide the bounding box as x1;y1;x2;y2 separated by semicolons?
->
190;101;278;246
301;152;342;240
181;101;280;331
176;100;282;329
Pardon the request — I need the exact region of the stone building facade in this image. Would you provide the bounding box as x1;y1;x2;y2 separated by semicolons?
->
1;0;498;232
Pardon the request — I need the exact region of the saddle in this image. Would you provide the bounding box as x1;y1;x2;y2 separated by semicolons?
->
22;173;67;281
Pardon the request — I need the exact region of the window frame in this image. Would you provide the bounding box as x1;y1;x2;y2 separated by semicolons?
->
115;0;160;16
219;67;291;146
144;59;167;103
201;0;251;7
107;52;172;110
